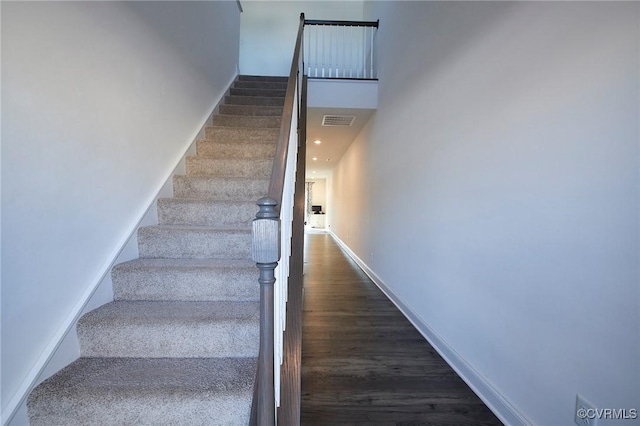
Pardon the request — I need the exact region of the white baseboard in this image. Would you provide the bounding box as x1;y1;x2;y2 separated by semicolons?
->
327;230;532;426
2;73;237;426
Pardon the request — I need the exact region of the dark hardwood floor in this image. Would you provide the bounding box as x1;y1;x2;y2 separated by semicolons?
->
300;232;503;426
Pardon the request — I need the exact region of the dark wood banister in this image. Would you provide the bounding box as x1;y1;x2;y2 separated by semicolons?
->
304;19;379;27
267;13;306;206
251;12;306;426
277;74;306;426
252;13;377;425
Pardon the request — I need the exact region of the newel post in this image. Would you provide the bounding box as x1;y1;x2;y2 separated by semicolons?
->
252;197;280;426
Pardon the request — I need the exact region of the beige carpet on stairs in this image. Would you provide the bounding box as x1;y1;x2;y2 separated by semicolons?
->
27;75;287;426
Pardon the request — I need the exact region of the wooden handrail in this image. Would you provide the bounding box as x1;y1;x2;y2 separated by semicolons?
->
304;19;379;27
277;75;306;426
252;12;306;426
267;13;306;206
252;13;378;425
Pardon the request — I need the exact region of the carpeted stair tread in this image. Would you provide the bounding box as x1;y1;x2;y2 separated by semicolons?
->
229;87;286;97
112;258;259;302
219;104;283;116
186;156;273;178
27;74;279;424
27;357;256;426
233;80;288;90
196;140;277;158
238;75;287;82
157;198;257;227
205;126;279;143
138;225;252;259
77;301;259;358
224;95;285;106
173;175;268;200
212;114;281;128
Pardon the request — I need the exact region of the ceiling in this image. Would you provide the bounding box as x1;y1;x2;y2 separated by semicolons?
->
305;107;375;179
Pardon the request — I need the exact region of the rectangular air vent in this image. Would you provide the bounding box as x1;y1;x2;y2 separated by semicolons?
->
322;115;356;127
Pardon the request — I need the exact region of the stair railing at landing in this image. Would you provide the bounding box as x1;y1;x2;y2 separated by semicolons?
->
251;13;379;426
304;18;379;80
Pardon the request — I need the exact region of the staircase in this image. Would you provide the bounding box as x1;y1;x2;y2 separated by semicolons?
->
27;75;288;426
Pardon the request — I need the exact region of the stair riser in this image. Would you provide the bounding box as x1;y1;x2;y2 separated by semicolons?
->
138;227;252;259
112;265;259;302
27;357;256;426
29;394;252;426
229;87;286;97
219;104;283;116
27;74;286;426
212;115;281;128
205;126;279;143
157;199;257;227
238;75;288;82
234;81;288;90
78;321;259;358
173;176;268;200
186;157;272;178
224;95;285;106
197;140;276;158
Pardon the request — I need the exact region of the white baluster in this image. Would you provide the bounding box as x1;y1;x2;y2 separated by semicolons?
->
361;26;364;79
349;27;354;78
328;24;332;78
370;26;374;78
342;25;346;78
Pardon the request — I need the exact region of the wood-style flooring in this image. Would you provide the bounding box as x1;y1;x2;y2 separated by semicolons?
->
301;232;503;426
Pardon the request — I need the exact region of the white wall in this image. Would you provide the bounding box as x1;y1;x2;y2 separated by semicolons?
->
308;178;327;211
1;1;240;423
308;79;378;109
331;2;639;425
240;0;364;76
328;115;373;251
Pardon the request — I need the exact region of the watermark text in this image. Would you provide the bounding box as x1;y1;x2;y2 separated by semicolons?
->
577;408;637;421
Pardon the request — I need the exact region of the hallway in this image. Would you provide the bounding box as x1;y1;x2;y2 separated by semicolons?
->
300;232;502;425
